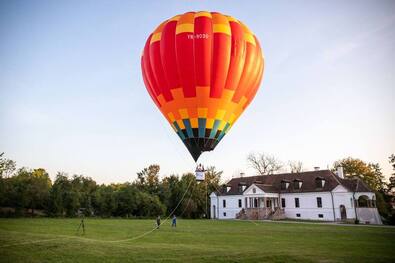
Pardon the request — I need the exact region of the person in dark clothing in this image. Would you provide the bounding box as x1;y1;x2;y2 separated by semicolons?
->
171;215;177;228
156;215;161;229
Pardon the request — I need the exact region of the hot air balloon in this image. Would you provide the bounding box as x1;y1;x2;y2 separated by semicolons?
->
141;11;264;162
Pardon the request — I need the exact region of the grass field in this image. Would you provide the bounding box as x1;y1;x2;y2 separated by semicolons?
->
0;218;394;262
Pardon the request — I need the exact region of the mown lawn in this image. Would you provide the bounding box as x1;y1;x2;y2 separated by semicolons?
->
0;218;394;262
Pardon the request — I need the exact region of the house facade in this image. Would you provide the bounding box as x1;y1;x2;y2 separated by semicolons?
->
210;168;382;224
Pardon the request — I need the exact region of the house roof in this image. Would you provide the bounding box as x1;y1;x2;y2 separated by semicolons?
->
254;183;278;193
339;178;372;192
215;170;373;196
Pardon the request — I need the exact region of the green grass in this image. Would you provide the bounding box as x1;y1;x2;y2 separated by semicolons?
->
0;218;394;262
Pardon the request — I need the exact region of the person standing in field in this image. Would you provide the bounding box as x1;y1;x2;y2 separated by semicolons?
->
156;215;161;229
172;215;177;228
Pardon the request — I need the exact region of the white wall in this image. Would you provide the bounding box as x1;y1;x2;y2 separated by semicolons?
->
281;192;334;221
332;185;355;220
210;195;218;219
211;194;244;219
210;190;380;223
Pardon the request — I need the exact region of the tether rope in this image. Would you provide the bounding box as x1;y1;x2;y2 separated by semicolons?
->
98;177;195;243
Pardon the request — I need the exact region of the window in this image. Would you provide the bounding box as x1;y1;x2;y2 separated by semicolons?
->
281;181;290;190
281;198;286;208
252;188;256;193
296;213;301;217
223;200;226;208
223;212;226;217
315;178;325;188
293;180;302;189
350;198;353;208
226;186;231;192
317;197;322;208
295;198;300;208
238;199;242;208
318;214;323;218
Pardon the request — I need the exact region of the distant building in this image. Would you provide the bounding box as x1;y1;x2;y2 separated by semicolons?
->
210;168;382;224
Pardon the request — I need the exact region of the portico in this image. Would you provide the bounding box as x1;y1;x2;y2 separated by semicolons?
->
243;183;280;211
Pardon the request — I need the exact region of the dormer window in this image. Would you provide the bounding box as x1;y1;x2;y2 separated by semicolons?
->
226;186;231;192
238;183;247;193
293;179;302;189
315;177;325;188
281;180;290;190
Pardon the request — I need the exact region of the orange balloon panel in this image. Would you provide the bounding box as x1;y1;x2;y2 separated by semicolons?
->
141;11;264;161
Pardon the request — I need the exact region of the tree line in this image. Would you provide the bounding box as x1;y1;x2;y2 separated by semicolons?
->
0;153;222;218
1;152;394;223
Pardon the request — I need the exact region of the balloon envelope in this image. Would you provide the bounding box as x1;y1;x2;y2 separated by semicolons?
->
141;11;264;161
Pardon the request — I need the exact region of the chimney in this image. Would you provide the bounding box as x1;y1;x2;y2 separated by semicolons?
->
314;167;320;171
240;172;245;178
337;166;344;179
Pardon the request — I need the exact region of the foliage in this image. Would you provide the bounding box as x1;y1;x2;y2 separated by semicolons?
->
333;157;386;191
0;153;222;218
136;164;160;195
388;154;395;193
332;157;395;221
0;152;16;178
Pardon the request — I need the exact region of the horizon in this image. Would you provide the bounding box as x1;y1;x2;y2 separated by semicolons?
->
1;1;394;184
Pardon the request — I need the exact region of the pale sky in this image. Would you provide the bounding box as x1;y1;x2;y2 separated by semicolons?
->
1;0;394;184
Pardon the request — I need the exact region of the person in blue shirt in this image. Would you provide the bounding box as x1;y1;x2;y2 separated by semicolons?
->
171;215;177;228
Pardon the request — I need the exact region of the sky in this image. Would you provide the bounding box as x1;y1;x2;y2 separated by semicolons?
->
1;0;394;184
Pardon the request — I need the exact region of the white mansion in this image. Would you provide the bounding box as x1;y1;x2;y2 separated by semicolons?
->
210;168;382;224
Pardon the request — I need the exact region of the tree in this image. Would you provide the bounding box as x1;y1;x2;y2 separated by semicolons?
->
7;168;31;213
136;164;160;194
247;152;283;175
26;168;51;215
0;152;16;178
93;184;116;217
333;157;390;219
204;166;222;217
113;183;138;217
288;161;304;173
70;175;97;216
136;191;165;217
178;173;200;218
48;172;79;217
162;175;180;215
388;154;395;193
1;167;51;215
48;172;67;216
333;157;385;191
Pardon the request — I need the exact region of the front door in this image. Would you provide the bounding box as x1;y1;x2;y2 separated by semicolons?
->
340;205;347;220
